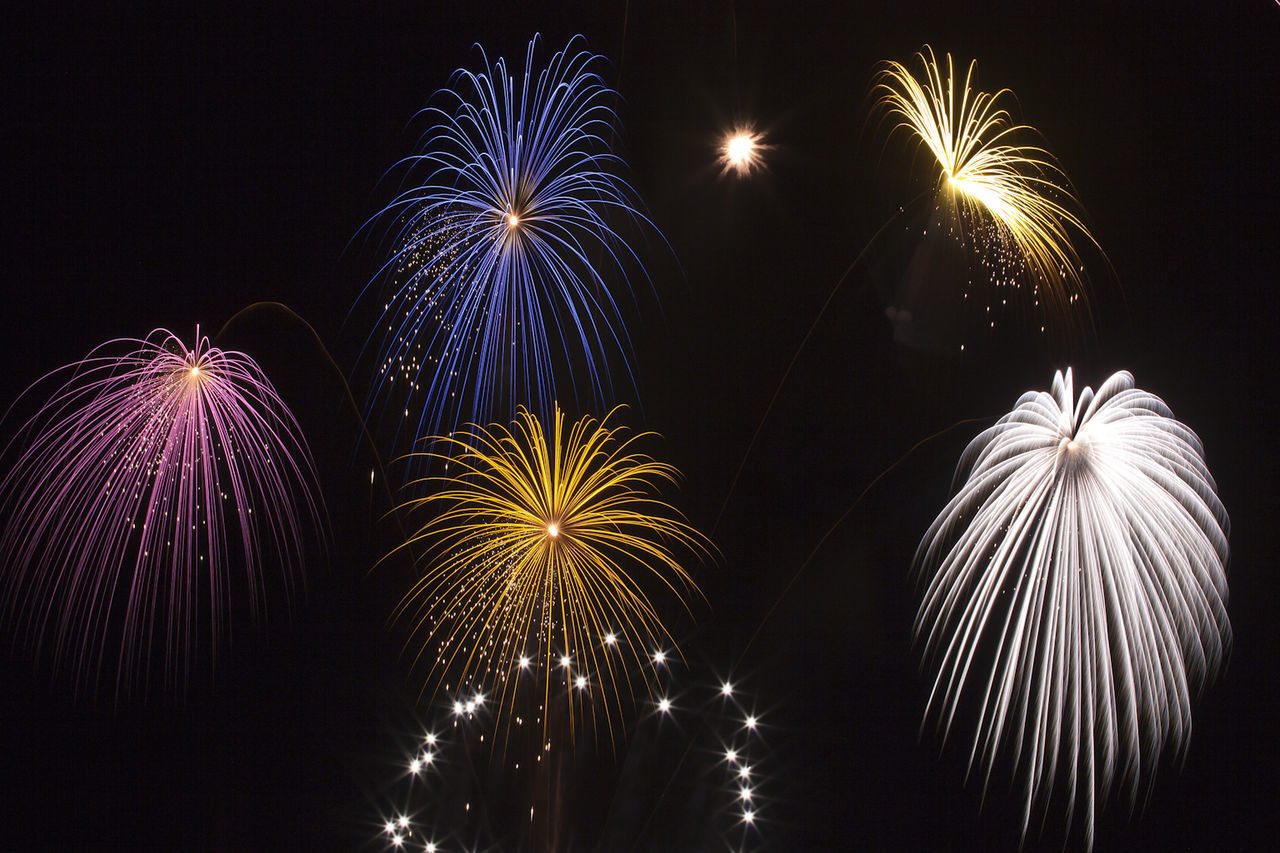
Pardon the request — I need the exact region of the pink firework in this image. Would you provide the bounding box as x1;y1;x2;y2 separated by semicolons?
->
0;328;325;698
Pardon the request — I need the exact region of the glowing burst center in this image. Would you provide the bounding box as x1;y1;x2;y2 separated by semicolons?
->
507;212;520;228
721;129;762;175
726;135;755;166
546;522;558;538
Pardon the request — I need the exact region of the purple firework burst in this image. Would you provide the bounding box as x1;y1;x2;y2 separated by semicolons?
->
0;328;325;698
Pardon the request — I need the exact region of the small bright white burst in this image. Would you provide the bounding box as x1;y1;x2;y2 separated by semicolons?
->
721;128;762;176
409;758;421;774
743;809;755;825
721;681;734;697
575;675;587;690
724;748;738;764
738;764;751;781
652;649;666;666
915;368;1230;849
384;820;396;834
518;655;531;670
657;697;672;714
396;815;409;829
744;714;757;730
559;654;572;669
604;632;617;646
453;700;465;715
546;522;558;538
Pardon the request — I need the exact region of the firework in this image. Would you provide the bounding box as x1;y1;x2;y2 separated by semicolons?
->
374;654;773;851
914;369;1229;848
875;46;1099;332
719;126;764;177
357;35;661;451
0;328;325;697
388;405;713;745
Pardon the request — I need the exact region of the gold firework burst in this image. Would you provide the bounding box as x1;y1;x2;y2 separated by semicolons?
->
388;405;713;744
876;45;1101;330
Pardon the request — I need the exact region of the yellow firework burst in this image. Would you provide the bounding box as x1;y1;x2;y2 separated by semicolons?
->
875;45;1100;327
389;405;712;744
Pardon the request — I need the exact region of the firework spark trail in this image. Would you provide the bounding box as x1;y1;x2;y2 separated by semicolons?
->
720;45;1104;529
375;654;773;852
914;369;1229;848
356;35;665;457
386;405;713;747
0;328;325;698
875;45;1102;335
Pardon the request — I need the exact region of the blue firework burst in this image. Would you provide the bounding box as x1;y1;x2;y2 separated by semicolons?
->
357;34;662;452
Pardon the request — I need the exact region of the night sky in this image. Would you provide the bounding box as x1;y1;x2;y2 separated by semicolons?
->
3;2;1278;850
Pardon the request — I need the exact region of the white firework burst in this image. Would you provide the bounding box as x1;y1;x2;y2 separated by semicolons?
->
914;368;1229;848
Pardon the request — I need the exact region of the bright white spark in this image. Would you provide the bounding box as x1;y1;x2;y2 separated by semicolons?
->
721;128;762;176
721;681;734;697
657;697;672;714
652;649;666;665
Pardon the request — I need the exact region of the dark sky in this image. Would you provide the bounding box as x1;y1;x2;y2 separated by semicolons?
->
3;2;1277;850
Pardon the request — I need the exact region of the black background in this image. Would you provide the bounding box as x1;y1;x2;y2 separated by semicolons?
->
3;2;1277;850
